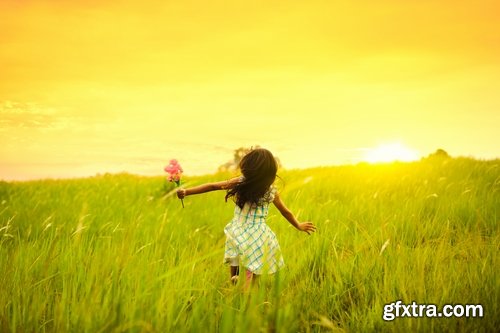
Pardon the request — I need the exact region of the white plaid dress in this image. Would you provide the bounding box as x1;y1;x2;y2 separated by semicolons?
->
223;186;285;274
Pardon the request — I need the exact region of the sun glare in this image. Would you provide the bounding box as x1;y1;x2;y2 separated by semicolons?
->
364;143;419;163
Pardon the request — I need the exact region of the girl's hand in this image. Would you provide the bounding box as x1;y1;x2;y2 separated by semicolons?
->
298;222;316;235
177;189;186;199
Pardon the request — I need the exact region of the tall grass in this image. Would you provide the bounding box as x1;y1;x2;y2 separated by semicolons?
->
0;157;498;332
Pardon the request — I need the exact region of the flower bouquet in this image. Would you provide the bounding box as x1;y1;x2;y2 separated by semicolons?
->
164;159;184;208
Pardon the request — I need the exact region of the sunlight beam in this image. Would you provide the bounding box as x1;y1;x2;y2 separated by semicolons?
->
364;142;419;163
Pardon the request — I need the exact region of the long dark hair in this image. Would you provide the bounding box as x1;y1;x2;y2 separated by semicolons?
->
225;148;278;209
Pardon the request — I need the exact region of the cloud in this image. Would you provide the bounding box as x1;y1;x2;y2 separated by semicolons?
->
0;101;69;131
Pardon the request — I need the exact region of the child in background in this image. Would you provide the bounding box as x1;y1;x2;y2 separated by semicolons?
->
176;148;316;285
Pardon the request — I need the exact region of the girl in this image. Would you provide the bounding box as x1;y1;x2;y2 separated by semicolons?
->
176;148;316;285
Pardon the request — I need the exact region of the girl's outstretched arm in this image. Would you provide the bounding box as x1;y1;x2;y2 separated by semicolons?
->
273;192;316;234
177;177;240;199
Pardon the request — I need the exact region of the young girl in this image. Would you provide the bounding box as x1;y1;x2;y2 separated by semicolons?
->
176;148;316;285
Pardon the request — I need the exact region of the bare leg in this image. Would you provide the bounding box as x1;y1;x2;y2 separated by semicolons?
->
245;270;259;290
230;266;239;284
230;266;239;277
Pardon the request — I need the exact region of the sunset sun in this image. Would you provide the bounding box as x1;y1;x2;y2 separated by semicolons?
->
364;142;419;163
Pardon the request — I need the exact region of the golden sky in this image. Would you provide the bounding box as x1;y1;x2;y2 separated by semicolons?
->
1;0;499;180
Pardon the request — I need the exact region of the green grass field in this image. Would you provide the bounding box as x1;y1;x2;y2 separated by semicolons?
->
0;157;498;332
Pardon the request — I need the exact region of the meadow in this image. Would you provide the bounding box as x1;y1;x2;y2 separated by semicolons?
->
0;157;498;332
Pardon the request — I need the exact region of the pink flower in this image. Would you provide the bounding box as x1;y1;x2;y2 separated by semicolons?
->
167;173;181;182
164;159;184;208
164;159;183;174
164;159;183;185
